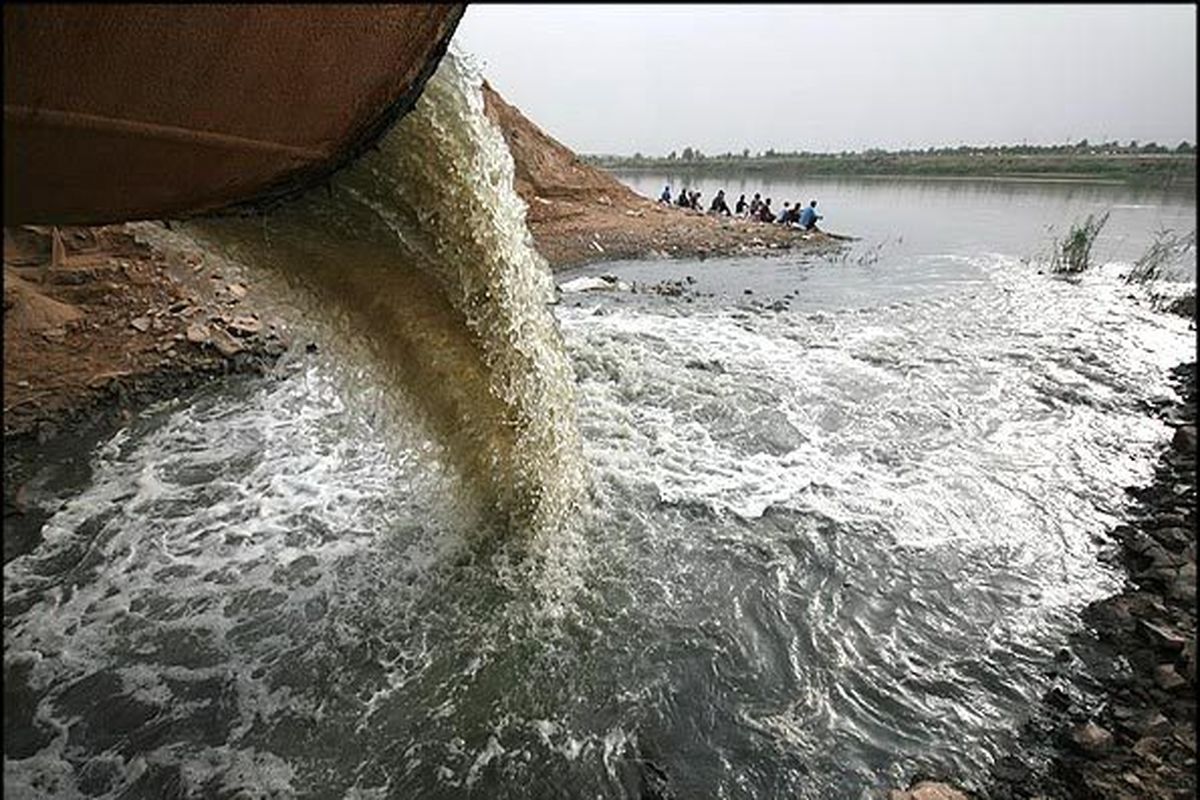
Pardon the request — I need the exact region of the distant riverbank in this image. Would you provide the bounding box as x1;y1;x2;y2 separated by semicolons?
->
585;149;1197;188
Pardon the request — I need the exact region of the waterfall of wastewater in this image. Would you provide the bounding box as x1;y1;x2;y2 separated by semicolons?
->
179;49;585;539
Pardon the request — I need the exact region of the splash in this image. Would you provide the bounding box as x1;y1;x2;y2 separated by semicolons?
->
180;50;585;538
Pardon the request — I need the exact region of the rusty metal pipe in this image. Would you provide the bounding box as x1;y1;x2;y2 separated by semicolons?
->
3;4;465;226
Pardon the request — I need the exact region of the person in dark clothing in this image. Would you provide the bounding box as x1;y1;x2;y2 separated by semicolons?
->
690;191;702;211
709;189;731;215
735;194;747;215
676;189;691;208
748;192;762;218
659;185;671;204
757;198;774;223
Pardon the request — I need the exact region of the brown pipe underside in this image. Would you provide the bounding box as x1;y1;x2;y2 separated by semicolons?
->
3;4;464;226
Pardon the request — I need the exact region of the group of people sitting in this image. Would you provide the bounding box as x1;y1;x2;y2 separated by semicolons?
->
658;186;823;230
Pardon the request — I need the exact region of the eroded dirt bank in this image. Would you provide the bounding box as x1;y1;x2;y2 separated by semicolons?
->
480;80;843;268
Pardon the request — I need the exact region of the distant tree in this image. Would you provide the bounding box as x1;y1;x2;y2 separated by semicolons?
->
667;150;677;160
1075;138;1089;150
1177;141;1195;153
764;148;776;158
681;146;695;161
742;148;750;159
1128;140;1139;150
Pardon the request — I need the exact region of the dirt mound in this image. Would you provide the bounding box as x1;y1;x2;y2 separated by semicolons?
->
4;269;83;333
482;81;641;219
481;82;839;269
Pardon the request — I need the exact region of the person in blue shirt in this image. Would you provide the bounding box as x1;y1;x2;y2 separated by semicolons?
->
659;185;671;204
798;200;822;230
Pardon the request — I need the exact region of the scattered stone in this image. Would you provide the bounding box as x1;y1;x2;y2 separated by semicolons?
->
1140;619;1188;651
1154;663;1186;691
130;316;152;332
185;323;209;344
226;315;263;336
207;326;243;358
1072;721;1114;756
1172;425;1196;454
227;283;247;300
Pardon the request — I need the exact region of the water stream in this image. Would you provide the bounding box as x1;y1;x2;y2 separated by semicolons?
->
4;52;1197;800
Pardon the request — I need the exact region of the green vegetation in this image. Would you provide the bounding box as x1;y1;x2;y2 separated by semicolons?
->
584;140;1197;186
1050;212;1110;275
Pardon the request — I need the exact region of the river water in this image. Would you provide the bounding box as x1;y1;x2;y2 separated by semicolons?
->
4;58;1197;799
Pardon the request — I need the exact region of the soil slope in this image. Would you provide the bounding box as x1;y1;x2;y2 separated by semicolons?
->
481;81;839;269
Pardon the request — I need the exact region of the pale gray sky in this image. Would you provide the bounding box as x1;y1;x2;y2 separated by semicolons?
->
453;4;1197;156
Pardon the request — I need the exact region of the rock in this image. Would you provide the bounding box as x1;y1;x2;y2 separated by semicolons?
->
1071;721;1114;756
1140;619;1188;651
226;315;262;336
1153;663;1186;691
889;781;970;800
1132;736;1163;764
1154;526;1192;552
185;323;209;344
1148;514;1187;530
208;326;243;358
1134;711;1171;737
226;283;247;300
1172;425;1196;454
1168;561;1196;602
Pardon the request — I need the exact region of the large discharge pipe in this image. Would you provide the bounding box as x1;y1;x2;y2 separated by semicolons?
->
3;4;465;226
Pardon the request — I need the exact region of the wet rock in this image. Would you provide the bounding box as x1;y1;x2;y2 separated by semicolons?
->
1168;561;1196;602
1154;526;1192;552
1172;425;1196;454
1153;663;1186;691
1133;711;1172;737
204;325;243;358
1072;721;1114;756
1140;619;1188;651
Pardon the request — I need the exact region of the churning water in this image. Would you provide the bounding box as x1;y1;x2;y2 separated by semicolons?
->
4;53;1197;799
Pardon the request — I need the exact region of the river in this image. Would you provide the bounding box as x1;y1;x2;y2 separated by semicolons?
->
4;64;1197;799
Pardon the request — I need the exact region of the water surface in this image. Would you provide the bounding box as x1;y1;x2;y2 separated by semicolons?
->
4;155;1196;797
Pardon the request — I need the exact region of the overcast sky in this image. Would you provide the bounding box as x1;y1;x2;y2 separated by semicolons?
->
453;4;1197;156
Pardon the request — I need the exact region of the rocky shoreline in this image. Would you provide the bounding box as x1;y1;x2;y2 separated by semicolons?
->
977;360;1196;800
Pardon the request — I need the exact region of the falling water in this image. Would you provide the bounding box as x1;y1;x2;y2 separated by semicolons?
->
180;49;584;539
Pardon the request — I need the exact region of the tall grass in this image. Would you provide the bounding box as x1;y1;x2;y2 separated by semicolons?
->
1125;227;1196;284
1049;212;1109;274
